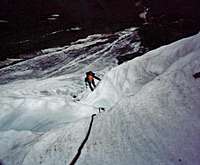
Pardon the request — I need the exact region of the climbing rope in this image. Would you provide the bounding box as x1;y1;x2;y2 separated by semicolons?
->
68;114;97;165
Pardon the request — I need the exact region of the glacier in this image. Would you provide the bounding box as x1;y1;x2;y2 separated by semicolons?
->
0;28;200;165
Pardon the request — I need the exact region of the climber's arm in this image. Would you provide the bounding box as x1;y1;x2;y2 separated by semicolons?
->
94;75;101;81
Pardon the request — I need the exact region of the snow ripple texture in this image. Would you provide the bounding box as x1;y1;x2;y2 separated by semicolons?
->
0;28;200;165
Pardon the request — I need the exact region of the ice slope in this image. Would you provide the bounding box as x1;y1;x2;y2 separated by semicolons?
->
82;31;200;109
77;34;200;165
0;130;41;165
0;29;200;165
21;32;200;165
0;27;139;132
0;28;140;165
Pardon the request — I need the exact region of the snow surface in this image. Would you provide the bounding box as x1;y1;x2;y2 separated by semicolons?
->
78;34;200;165
0;28;200;165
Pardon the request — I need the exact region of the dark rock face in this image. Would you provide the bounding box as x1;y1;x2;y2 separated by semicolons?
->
146;0;200;20
0;0;142;60
138;19;199;50
0;0;199;61
0;0;141;27
60;0;139;27
116;51;144;65
137;0;200;51
116;0;200;64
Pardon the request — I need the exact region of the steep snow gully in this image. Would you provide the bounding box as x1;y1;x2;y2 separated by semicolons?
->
0;28;200;165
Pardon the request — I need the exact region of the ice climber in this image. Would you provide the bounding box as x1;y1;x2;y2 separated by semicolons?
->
85;71;101;91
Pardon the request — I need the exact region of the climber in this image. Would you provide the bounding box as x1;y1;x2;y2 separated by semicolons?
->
85;71;101;91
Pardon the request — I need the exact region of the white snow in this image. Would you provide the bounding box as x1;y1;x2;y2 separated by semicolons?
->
0;28;200;165
51;14;60;17
77;36;200;165
70;27;82;31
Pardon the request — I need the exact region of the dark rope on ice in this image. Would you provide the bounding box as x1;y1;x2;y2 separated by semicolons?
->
0;160;4;165
69;114;97;165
